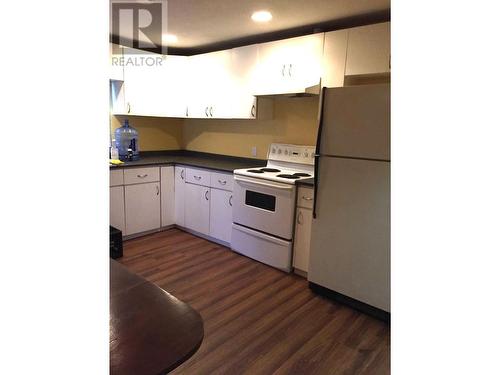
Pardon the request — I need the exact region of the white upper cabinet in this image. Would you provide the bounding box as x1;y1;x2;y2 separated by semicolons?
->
120;47;188;117
187;50;233;118
110;44;124;81
253;34;324;96
230;45;258;119
322;30;348;88
345;22;390;76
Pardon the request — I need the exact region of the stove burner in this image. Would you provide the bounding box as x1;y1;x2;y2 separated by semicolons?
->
276;174;300;179
293;173;311;177
260;168;281;173
247;169;265;173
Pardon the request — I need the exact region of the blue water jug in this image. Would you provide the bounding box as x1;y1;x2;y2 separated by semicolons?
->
114;119;139;161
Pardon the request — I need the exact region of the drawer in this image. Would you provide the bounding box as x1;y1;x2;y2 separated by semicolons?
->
297;186;314;209
123;167;160;185
185;167;211;187
110;169;124;186
210;171;234;191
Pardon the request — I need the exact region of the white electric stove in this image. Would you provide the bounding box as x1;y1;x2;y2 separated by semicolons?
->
231;143;315;272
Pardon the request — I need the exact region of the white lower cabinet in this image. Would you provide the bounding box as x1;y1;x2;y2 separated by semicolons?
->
185;183;210;235
293;187;314;274
293;208;313;273
110;186;125;232
161;166;175;227
124;182;161;235
209;189;233;243
174;166;186;226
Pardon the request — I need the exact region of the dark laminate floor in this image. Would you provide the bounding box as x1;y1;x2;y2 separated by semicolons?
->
119;229;390;374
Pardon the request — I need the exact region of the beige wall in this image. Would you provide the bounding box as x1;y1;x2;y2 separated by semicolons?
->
110;97;319;158
183;97;320;159
111;115;183;151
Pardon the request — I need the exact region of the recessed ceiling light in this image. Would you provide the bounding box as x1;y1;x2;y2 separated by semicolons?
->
251;10;272;23
162;34;178;44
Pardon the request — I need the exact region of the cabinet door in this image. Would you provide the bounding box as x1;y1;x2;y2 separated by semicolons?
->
160;56;189;117
124;182;161;235
186;54;209;118
345;22;390;76
184;183;210;235
187;50;233;119
322;30;348;88
109;44;124;81
123;48;187;117
293;208;313;273
110;186;125;233
209;189;233;243
231;45;258;119
174;166;186;226
161;166;175;227
255;34;323;95
209;50;233;118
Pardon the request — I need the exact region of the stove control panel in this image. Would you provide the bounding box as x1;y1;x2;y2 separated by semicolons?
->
268;143;316;165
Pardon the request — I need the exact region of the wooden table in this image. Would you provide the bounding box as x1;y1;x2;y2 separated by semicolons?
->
110;260;204;375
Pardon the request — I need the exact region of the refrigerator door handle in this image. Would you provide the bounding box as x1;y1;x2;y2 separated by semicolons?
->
313;87;328;219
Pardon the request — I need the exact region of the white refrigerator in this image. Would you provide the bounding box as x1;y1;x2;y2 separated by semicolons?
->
308;84;390;315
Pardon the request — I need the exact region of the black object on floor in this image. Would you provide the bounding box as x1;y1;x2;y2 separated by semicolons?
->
110;226;123;259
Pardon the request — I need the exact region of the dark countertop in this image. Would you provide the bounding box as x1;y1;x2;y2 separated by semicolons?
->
297;178;314;187
110;150;267;173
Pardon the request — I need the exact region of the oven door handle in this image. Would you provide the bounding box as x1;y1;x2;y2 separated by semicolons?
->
234;175;295;190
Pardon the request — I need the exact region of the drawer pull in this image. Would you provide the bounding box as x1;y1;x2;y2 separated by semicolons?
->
137;174;148;178
194;175;202;180
218;179;227;185
302;196;313;201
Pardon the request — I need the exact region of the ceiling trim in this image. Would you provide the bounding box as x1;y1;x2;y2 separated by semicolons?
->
110;9;390;56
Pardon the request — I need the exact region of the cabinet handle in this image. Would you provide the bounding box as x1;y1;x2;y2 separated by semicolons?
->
186;107;189;117
209;106;213;117
281;64;285;76
251;104;256;117
137;174;148;178
297;211;303;224
302;196;313;201
127;102;131;113
229;195;233;206
218;179;227;185
156;185;159;195
288;63;292;77
180;169;185;180
205;107;209;117
194;175;202;180
205;190;209;200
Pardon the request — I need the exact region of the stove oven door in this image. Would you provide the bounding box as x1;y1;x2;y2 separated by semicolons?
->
233;175;296;240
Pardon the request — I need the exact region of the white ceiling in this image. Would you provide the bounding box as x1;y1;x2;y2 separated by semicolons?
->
112;0;390;51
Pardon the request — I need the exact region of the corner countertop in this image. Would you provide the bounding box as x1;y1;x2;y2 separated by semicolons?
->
110;150;267;173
